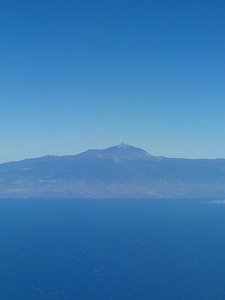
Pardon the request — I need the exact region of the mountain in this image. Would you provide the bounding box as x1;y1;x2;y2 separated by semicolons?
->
0;143;225;199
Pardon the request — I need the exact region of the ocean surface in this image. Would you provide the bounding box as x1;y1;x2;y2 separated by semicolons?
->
0;198;225;300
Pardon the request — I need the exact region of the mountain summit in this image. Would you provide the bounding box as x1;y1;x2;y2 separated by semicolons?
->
102;143;152;158
78;143;152;161
0;144;225;199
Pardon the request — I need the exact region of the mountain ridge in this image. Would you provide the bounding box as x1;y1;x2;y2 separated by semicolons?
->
0;144;225;199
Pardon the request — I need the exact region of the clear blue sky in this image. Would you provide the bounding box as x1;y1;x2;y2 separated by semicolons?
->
1;0;225;162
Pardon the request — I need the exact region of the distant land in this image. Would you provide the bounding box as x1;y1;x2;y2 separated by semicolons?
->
0;143;225;199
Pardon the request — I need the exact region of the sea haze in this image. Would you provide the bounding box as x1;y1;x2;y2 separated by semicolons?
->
0;198;225;299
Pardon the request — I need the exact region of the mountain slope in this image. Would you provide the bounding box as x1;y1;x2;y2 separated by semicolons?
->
0;144;225;198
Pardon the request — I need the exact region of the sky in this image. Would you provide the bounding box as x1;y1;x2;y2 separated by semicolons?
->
1;0;225;162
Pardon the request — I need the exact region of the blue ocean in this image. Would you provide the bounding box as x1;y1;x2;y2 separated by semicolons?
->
0;198;225;299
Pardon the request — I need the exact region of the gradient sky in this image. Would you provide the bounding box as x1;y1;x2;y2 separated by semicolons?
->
1;0;225;162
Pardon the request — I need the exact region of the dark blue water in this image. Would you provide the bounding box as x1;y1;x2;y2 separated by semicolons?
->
0;198;225;299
